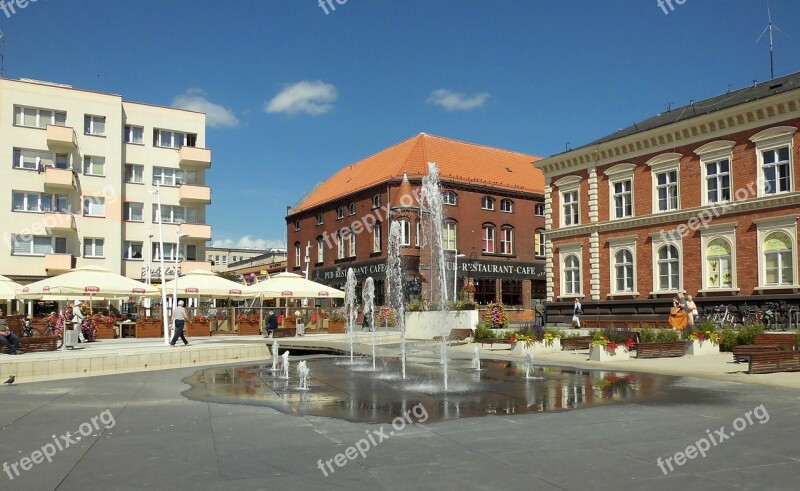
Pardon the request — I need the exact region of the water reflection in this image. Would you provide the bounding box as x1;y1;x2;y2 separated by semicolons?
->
182;357;672;423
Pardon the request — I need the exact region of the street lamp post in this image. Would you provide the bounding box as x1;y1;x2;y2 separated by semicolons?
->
151;182;170;345
453;252;465;303
174;232;189;317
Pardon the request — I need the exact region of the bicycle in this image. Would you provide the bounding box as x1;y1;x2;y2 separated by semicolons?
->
31;316;64;349
707;304;740;329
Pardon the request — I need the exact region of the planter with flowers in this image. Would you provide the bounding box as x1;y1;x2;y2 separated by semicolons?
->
589;335;633;361
510;325;563;354
461;283;476;302
93;315;117;339
135;317;162;338
327;310;347;334
187;315;211;337
236;314;260;335
597;372;637;399
683;328;721;356
377;306;396;328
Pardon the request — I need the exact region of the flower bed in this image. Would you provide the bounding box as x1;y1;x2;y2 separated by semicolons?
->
686;339;720;356
135;319;162;338
511;338;562;354
237;319;260;336
186;319;211;337
94;323;116;339
589;344;631;361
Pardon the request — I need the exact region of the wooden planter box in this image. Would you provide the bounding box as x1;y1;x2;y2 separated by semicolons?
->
237;320;260;336
95;323;116;339
328;320;346;334
186;321;211;337
135;321;162;338
283;318;296;329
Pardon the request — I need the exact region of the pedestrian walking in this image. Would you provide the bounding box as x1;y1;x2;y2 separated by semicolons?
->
170;300;190;346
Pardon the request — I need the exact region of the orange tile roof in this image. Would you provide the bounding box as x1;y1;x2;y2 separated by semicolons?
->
291;133;543;213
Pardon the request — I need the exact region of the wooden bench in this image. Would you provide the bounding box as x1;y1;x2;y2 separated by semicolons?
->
562;336;592;350
748;351;800;374
272;327;297;338
479;338;511;348
636;341;687;359
433;329;473;343
2;336;60;353
732;333;797;363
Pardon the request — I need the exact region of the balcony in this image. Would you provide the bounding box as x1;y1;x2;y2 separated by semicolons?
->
179;146;212;168
43;212;76;231
179;184;211;204
44;167;76;190
179;260;213;275
179;223;212;240
46;124;77;150
44;254;74;274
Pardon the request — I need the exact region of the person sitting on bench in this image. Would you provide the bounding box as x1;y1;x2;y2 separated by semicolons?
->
0;310;21;355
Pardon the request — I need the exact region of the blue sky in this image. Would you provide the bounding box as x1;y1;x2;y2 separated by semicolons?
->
2;0;799;249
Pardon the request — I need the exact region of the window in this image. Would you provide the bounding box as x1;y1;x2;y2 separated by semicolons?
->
54;154;70;169
215;255;220;263
124;164;144;183
705;160;731;204
415;220;420;247
481;196;495;210
123;241;143;260
501;280;523;306
706;238;733;288
14;148;56;170
337;231;345;259
614;250;634;293
442;191;457;206
348;203;356;215
12;191;65;212
294;220;300;231
562;191;579;226
534;203;544;217
657;245;680;291
154;129;196;149
84;115;106;136
348;228;357;257
232;256;238;262
295;243;301;267
152;204;198;224
316;213;324;225
83;238;105;258
14;106;66;128
482;224;495;253
474;278;496;305
500;226;514;255
656;171;678;212
337;206;344;219
535;229;545;257
373;224;381;252
153;242;178;261
153;167;196;186
612;180;632;218
186;245;197;261
83;197;106;217
124;125;144;144
222;256;228;265
83;156;105;176
317;236;325;263
11;235;67;255
764;232;793;286
443;221;457;251
500;199;513;213
124;202;144;222
751;127;796;197
372;194;381;208
563;254;581;295
398;220;410;246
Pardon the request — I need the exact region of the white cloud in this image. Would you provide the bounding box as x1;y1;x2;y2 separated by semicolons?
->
211;236;286;250
265;80;337;116
427;89;490;111
171;88;240;128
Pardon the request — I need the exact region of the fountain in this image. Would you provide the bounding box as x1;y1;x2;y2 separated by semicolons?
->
363;277;376;370
281;351;290;379
387;221;407;379
271;339;280;372
344;268;358;363
524;353;533;380
297;360;311;391
471;346;481;371
420;162;450;391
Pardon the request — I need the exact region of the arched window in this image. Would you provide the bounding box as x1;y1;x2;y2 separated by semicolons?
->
500;226;514;254
764;232;793;286
706;238;732;288
614;249;634;293
442;191;457;206
500;199;513;213
481;196;495;211
336;206;344;219
482;224;495;253
398;219;410;246
657;244;680;291
443;220;457;251
348;227;356;257
337;231;345;259
564;254;580;295
535;203;545;216
535;229;545;257
294;242;301;267
348;202;356;215
316;236;324;263
373;223;381;252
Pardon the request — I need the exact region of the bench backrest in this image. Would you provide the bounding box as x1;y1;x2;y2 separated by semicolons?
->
754;333;797;348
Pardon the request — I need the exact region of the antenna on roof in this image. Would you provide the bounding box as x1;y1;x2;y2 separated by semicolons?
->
565;142;571;152
666;102;673;111
727;83;733;93
756;4;784;79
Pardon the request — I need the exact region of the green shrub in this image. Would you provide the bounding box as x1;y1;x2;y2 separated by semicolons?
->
638;328;657;343
658;330;680;342
473;324;495;341
719;327;738;352
737;323;765;346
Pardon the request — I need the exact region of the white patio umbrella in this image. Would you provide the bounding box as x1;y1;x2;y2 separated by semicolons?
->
245;272;345;299
0;274;24;300
160;270;258;299
16;266;159;299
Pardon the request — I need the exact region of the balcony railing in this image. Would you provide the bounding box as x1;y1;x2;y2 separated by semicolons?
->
179;146;212;168
43;212;77;231
179;223;212;240
44;253;74;274
46;124;78;149
179;184;211;204
44;167;76;190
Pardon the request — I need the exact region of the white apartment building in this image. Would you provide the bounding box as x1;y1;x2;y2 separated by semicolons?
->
0;77;213;283
204;247;285;273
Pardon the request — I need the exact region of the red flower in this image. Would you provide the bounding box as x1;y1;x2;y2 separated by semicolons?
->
624;339;635;349
607;341;619;351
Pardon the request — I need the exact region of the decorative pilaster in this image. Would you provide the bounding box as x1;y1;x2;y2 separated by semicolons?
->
544;177;554;302
589;231;600;300
588;166;599;223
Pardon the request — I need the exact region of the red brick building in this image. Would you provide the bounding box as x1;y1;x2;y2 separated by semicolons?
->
286;133;546;310
535;74;800;323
